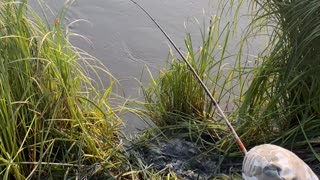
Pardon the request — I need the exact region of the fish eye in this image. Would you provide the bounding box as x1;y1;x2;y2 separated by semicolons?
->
263;165;281;177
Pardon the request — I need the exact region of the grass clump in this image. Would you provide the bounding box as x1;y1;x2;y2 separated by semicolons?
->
239;0;320;157
0;0;124;179
136;15;253;180
143;15;247;129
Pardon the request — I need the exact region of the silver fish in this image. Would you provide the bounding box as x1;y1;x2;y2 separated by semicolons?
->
242;144;318;180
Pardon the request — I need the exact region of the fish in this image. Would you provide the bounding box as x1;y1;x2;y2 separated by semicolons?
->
242;144;318;180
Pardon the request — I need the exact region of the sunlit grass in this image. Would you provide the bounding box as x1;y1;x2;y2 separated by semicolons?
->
0;0;124;179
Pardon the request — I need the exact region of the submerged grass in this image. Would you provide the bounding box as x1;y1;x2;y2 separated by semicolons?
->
0;0;125;179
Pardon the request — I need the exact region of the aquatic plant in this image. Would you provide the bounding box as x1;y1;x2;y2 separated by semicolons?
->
143;15;249;126
238;0;320;163
0;0;124;179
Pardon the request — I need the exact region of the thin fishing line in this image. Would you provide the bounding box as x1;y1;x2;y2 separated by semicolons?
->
129;0;247;154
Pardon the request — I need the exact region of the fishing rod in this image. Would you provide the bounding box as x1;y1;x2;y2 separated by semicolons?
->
129;0;247;154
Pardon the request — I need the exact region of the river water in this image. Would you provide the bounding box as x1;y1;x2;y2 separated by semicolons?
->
31;0;264;134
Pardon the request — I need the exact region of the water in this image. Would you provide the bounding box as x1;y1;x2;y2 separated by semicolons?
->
67;0;214;97
30;0;264;134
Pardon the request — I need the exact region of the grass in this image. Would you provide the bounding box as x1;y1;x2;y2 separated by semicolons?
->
238;0;320;162
130;3;255;178
0;0;126;179
140;2;254;149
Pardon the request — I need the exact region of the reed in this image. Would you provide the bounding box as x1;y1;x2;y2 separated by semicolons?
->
143;14;249;128
239;0;320;161
0;0;124;179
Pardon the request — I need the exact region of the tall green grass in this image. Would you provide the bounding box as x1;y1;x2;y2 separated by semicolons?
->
239;0;320;159
141;9;255;147
0;1;124;179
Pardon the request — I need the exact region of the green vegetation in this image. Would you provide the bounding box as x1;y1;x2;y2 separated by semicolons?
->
0;0;124;179
142;15;248;142
141;1;252;148
238;0;320;159
132;3;253;178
